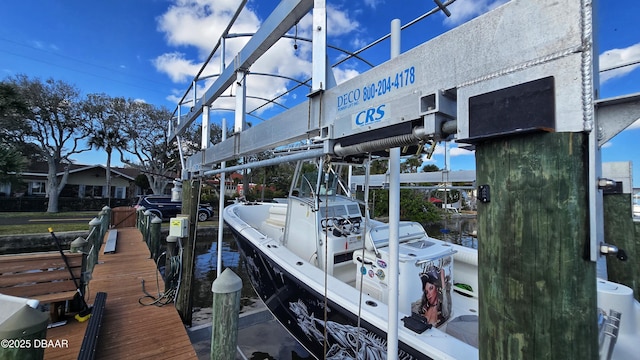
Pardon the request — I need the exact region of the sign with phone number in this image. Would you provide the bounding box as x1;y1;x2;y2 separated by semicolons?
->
362;66;416;101
337;66;416;112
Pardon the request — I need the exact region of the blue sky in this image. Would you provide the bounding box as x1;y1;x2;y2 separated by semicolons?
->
1;0;639;186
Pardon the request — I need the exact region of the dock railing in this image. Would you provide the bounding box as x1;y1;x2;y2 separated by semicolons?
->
69;207;112;282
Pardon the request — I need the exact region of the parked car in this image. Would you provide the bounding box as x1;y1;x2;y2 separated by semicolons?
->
133;195;214;222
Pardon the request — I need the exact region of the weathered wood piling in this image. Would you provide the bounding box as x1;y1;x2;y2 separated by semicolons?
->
476;132;598;359
603;193;640;301
175;179;201;326
210;268;242;360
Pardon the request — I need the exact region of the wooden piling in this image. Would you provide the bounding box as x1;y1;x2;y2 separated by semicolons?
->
476;132;598;359
165;235;178;293
150;216;162;260
210;268;242;360
100;205;111;236
87;217;102;273
175;179;200;326
136;207;145;229
143;210;152;247
603;193;640;301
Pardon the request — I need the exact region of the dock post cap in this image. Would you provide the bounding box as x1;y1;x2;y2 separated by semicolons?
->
70;237;88;253
166;235;178;243
211;268;242;294
151;217;163;224
89;217;101;226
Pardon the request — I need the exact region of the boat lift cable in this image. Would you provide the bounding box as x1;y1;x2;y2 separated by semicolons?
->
332;0;458;68
225;33;376;69
321;157;331;357
355;154;373;356
171;0;247;117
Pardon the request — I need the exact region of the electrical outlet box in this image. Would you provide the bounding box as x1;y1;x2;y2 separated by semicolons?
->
169;216;189;237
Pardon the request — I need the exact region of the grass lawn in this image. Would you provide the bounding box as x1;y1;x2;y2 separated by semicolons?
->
0;211;98;218
0;223;90;235
0;211;101;235
0;211;219;236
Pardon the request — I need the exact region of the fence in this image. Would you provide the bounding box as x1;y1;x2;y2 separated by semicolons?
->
0;197;132;212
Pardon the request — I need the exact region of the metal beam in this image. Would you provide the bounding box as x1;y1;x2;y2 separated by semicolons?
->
596;92;640;146
171;0;314;140
185;0;587;174
350;170;476;188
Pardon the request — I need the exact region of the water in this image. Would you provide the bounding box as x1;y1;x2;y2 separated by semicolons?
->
189;215;477;359
425;215;478;249
188;229;312;359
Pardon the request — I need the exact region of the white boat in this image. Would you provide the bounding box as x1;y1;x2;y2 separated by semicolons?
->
224;160;640;359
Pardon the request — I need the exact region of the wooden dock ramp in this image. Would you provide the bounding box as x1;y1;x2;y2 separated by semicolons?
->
45;227;197;359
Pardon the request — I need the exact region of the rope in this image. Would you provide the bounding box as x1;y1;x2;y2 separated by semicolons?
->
138;245;183;307
138;279;177;306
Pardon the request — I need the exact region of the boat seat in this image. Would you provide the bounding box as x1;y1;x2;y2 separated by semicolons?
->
366;222;427;253
265;205;287;227
445;315;478;348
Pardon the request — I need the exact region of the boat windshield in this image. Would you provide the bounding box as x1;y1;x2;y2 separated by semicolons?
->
294;165;342;199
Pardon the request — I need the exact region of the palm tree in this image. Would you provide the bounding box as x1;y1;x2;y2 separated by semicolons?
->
83;94;128;206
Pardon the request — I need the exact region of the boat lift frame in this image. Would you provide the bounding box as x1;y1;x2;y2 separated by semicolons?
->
167;0;636;258
168;0;640;357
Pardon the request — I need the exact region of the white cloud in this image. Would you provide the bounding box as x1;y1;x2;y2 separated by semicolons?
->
599;43;640;84
157;0;257;54
31;40;44;49
423;142;475;161
450;145;475;156
155;0;362;114
326;5;360;37
443;0;509;27
333;67;360;85
363;0;384;9
153;52;203;83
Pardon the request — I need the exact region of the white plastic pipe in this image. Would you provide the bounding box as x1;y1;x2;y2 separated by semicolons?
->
387;18;401;359
217;118;227;277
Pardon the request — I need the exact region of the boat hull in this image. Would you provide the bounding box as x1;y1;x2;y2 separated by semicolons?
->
228;225;426;360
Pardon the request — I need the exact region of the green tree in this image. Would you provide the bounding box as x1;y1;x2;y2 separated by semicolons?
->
0;146;26;191
83;94;129;206
401;155;422;173
6;75;91;212
370;189;440;224
120;102;176;195
421;164;440;172
0;82;30;188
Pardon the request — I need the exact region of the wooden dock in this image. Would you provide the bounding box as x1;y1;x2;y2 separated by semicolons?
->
44;227;197;359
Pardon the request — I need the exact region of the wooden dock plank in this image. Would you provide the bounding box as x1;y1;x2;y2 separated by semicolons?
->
44;227;197;360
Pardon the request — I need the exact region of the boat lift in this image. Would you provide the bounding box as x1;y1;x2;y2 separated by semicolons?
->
169;0;640;358
170;0;638;262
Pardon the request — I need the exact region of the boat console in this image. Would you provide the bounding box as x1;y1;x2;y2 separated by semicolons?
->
353;222;456;320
